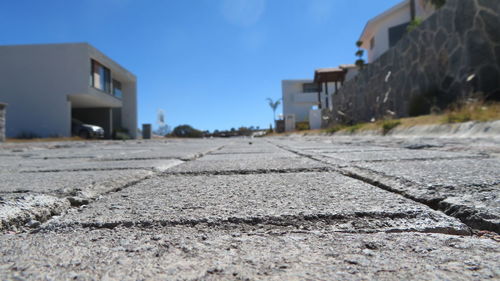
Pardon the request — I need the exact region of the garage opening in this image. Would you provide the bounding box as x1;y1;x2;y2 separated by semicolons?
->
71;108;121;139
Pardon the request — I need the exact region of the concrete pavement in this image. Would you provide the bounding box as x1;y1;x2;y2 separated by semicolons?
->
0;137;499;280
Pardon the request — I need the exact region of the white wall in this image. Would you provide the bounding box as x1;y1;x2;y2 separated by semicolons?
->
0;43;138;138
367;5;411;63
282;80;320;123
361;0;436;63
282;79;343;122
0;43;89;138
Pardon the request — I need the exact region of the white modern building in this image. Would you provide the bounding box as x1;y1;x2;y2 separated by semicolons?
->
282;65;359;131
0;43;137;139
282;80;323;131
281;65;358;131
359;0;435;63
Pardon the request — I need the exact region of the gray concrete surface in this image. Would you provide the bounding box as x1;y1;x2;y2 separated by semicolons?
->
0;137;499;280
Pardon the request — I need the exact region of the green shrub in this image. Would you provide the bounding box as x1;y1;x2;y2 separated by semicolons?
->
407;18;423;32
445;113;471;123
381;120;401;134
113;128;131;140
323;125;345;134
171;125;203;138
296;122;310;131
345;123;363;133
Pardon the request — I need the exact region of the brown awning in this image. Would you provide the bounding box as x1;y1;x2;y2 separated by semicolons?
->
314;68;346;83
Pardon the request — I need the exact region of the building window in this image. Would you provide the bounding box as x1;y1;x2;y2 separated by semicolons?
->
370;37;375;50
388;22;410;47
90;60;111;93
302;83;321;93
113;79;123;99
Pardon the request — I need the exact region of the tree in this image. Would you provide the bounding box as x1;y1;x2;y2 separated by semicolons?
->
355;40;365;69
266;98;281;127
171;125;203;138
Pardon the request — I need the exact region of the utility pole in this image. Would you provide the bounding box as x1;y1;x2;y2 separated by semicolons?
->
410;0;416;20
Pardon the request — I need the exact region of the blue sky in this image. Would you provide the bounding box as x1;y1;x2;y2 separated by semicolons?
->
0;0;401;132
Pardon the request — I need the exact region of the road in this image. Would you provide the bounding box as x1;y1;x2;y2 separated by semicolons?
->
0;136;499;280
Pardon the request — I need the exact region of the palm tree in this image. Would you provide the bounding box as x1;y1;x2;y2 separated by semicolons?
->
266;98;281;128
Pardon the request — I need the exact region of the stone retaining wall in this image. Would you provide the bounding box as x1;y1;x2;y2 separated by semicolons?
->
327;0;500;125
0;103;6;142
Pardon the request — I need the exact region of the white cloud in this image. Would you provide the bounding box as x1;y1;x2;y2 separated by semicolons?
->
221;0;266;27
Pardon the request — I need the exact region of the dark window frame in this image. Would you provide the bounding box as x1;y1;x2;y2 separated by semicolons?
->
388;22;410;48
112;79;123;99
90;59;111;94
302;83;321;93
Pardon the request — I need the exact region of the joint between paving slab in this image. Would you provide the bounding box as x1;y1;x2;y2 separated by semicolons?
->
38;212;471;236
160;167;335;177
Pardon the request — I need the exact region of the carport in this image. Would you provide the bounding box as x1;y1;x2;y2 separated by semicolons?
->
68;92;122;139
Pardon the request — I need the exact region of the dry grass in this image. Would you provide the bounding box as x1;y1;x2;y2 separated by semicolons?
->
443;101;500;123
322;101;500;134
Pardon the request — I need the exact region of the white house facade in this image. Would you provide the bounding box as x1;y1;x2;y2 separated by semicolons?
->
282;80;322;131
0;43;137;139
282;65;358;131
360;0;435;63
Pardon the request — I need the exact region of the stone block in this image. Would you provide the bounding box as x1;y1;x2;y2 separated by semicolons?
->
479;10;500;44
330;0;498;124
0;103;6;142
454;0;475;34
465;30;494;68
478;0;500;12
478;65;500;93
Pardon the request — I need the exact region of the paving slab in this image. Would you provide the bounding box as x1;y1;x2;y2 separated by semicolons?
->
344;158;500;232
53;172;469;234
19;159;184;172
197;152;299;161
0;157;182;173
165;156;330;174
1;137;499;280
1;227;498;280
0;140;224;161
0;193;70;232
0;169;154;231
214;141;286;154
320;149;480;163
0;170;153;197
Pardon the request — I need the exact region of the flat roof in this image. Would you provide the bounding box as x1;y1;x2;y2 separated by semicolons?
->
314;68;346;83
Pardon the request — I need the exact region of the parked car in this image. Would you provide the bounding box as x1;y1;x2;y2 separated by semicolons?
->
71;119;105;139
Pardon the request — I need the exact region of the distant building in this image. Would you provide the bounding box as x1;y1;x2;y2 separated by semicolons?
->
0;43;137;139
282;65;355;131
282;80;322;131
359;0;435;63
